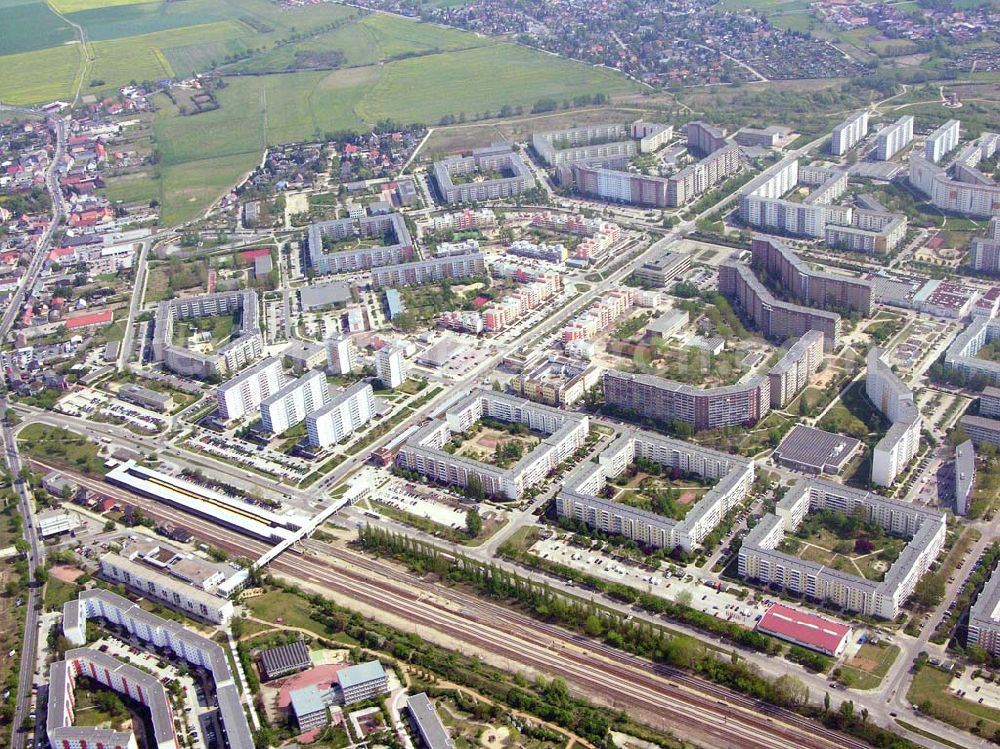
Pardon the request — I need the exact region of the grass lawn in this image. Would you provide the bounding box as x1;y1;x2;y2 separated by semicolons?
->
49;0;149;12
0;1;75;55
159;151;261;225
43;577;81;612
907;666;1000;736
17;424;106;476
838;642;900;690
245;590;329;636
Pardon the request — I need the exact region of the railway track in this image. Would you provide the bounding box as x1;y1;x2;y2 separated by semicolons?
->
43;465;874;749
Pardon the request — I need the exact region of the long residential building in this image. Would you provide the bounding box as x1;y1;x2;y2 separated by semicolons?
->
49;648;176;749
925;119;961;163
750;236;874;315
824;210;907;255
396;389;589;500
968;563;1000;655
767;330;825;407
433;144;534;204
719;261;841;351
944;316;1000;386
532;124;637;166
876;116;914;160
739;478;946;620
62;589;254;749
603;369;771;431
371;249;485;288
909;133;1000;218
556;429;754;552
955;440;975;517
306;382;376;449
260;369;330;435
960;414;1000;450
685;121;729;156
306;213;414;276
216;356;283;421
831;111;869;156
152;290;262;379
867;348;921;487
738;159;852;238
99;552;235;624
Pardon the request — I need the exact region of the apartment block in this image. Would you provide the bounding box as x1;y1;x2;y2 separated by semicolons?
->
603;369;771;431
306;382;376;449
307;213;413;275
824;210;907;254
960;414;1000;450
216;356;283;421
719;261;841;351
260;369;330;435
955;440;975;517
396;389;589;500
968;563;1000;655
867;348;921;487
767;330;825;407
556;429;754;552
375;343;409;389
371;249;485;288
945;317;1000;386
970;218;1000;275
325;334;357;375
831;111;869;156
532;124;637;166
739;478;946;620
750;236;874;315
685;121;729;156
631;120;673;152
981;386;1000;419
910;133;1000;218
432;144;534;204
876;116;914;160
925;119;961;163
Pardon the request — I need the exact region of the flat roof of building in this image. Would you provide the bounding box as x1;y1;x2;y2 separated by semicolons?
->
300;281;354;310
407;693;454;749
290;685;327;717
773;424;861;474
757;603;851;654
338;660;386;689
260;640;311;678
417;337;467;367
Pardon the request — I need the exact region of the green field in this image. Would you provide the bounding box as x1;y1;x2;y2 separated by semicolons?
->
159;151;260;225
0;43;82;104
66;1;229;42
49;0;147;12
0;1;74;55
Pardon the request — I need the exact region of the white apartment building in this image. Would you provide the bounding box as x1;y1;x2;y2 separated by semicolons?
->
99;553;235;624
260;369;330;435
831;110;869;156
875;116;914;160
925;119;960;163
306;382;376;449
867;348;921;487
375;343;408;389
216;356;283;421
739;479;946;620
326;334;357;375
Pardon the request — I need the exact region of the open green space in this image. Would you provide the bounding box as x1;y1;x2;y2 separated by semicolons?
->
172;314;235;349
50;0;148;12
17;424;106;476
66;1;230;42
0;43;82;104
837;642;900;690
818;381;887;442
245;590;330;636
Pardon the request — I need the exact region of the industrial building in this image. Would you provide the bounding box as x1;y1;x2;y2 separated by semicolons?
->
556;429;754;552
216;355;283;421
36;508;81;538
260;369;330;435
152;290;262;379
739;478;946;620
756;604;851;656
433;144;534;204
61;589;254;749
306;382;376;449
118;384;174;412
397;389;589;500
867;347;922;487
771;425;861;476
603;369;771;431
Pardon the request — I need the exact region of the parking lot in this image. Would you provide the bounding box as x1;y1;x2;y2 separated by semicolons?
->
187;430;310;481
370;478;477;530
531;535;770;628
57;388;166;434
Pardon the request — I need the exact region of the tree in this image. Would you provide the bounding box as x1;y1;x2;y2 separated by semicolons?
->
772;674;809;707
839;699;854;721
465;474;485;501
466;509;483;537
824;692;831;713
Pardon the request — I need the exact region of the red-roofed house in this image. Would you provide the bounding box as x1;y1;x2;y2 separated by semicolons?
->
756;604;851;656
65;309;113;330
